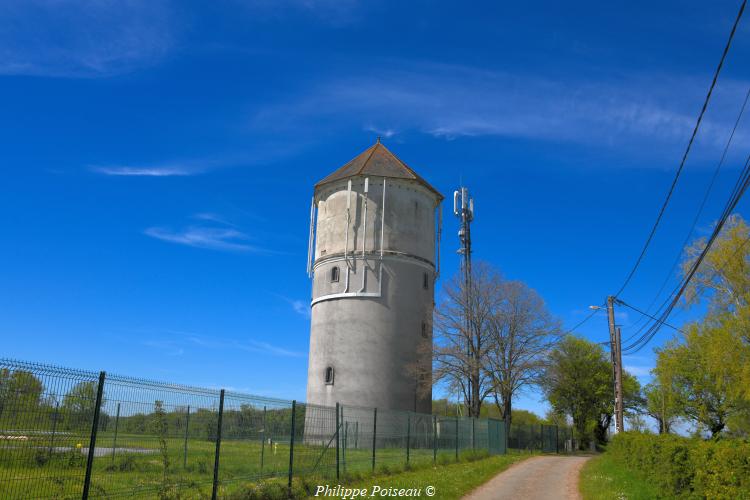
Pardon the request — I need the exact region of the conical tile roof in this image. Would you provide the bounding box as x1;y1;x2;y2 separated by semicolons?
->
315;140;443;200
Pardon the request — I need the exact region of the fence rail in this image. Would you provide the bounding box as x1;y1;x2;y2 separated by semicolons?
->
0;358;571;499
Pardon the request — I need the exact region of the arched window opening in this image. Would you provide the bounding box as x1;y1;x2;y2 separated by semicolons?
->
331;266;340;283
423;272;429;290
325;366;335;385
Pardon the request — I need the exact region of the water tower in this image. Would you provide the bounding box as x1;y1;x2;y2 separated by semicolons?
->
305;140;443;413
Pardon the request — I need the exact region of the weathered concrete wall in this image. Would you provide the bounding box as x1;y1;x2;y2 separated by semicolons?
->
314;178;437;263
307;175;439;413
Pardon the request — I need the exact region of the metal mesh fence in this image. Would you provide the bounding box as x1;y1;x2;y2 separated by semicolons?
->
0;359;572;499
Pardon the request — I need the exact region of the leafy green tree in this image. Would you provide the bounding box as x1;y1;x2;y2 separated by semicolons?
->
682;215;750;318
643;380;680;434
0;369;44;426
541;335;641;448
61;381;102;430
540;336;612;448
655;316;750;437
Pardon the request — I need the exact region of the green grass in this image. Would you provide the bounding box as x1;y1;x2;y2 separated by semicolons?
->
342;451;532;500
579;453;660;500
1;432;514;499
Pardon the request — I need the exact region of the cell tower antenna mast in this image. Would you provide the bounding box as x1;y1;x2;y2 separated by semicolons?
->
454;187;475;415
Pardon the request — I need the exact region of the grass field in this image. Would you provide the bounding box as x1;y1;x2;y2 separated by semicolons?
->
579;453;660;500
0;430;487;499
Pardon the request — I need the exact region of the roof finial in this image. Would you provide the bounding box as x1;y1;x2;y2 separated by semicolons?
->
376;136;381;144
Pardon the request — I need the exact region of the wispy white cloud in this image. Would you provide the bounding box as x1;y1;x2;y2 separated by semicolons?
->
192;213;239;227
141;329;305;358
272;294;312;319
0;0;176;77
232;0;365;26
290;300;311;319
364;124;397;139
91;165;196;177
254;62;750;161
142;339;185;357
145;225;258;253
145;212;270;252
239;340;305;358
624;364;654;378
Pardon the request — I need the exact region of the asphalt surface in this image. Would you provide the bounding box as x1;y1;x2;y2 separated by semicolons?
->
462;455;592;500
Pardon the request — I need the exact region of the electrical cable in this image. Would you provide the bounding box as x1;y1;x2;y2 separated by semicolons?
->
622;151;750;353
614;0;747;298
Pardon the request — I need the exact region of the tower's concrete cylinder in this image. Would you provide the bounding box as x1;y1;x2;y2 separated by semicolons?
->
306;141;443;413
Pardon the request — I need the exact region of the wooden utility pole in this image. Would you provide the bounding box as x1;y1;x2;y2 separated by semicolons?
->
606;296;623;433
615;327;624;433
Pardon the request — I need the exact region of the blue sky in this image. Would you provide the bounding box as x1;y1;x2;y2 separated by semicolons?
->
2;0;750;418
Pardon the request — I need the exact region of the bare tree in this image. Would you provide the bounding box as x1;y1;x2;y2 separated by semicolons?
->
485;280;561;431
431;262;505;417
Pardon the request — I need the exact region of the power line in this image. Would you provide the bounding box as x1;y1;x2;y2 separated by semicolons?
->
615;299;684;334
564;305;604;335
624;154;750;352
614;0;747;298
630;85;750;320
617;85;750;348
622;150;750;353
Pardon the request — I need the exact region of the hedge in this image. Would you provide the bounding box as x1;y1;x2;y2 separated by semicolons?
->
607;433;750;499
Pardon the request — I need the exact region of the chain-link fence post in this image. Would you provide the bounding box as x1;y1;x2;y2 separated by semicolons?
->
111;402;120;464
432;415;437;464
540;424;543;452
211;389;225;500
406;414;411;465
288;400;296;490
47;401;59;459
183;405;190;469
472;418;475;451
455;417;459;461
260;405;266;475
336;402;340;480
82;370;106;500
372;407;377;472
343;421;348;474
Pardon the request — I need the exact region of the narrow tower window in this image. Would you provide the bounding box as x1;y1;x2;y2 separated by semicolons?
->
331;266;340;282
421;322;428;339
325;366;335;385
423;272;429;290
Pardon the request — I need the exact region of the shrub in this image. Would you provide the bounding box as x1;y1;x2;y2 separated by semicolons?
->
608;432;750;499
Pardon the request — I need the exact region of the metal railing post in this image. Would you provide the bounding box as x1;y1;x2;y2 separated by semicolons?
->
433;415;437;464
540;424;544;451
455;417;459;461
343;421;348;474
406;414;411;464
211;389;225;500
472;418;475;451
335;403;340;480
183;405;190;469
260;405;266;475
371;408;377;472
288;400;296;490
48;401;59;459
111;403;120;464
82;371;105;500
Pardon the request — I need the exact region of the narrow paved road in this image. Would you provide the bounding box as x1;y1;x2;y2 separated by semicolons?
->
462;455;591;500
